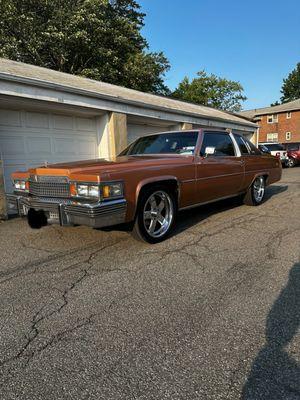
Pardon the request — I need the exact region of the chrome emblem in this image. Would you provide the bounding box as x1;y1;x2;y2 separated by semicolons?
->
30;175;38;182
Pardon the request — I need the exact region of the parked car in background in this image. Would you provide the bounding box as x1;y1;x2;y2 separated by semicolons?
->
7;130;282;244
258;143;288;165
282;142;300;168
258;144;271;154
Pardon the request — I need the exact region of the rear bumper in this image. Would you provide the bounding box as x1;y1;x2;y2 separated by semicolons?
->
6;194;127;228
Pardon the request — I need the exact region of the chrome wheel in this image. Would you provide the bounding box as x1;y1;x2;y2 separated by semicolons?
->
143;191;174;238
253;177;265;203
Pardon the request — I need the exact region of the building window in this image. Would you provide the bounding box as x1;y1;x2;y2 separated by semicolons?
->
286;132;292;141
267;114;278;123
267;133;278;142
287;112;292;119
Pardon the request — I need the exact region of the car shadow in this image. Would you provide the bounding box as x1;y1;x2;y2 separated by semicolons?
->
173;185;288;237
263;184;288;201
174;196;243;236
242;262;300;399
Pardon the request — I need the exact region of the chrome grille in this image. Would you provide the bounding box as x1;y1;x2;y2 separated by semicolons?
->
30;175;68;183
29;180;70;198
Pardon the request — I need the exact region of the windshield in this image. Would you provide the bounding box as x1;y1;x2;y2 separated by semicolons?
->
120;131;199;156
264;144;284;151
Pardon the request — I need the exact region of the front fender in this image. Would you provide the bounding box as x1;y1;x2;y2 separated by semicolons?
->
135;175;180;202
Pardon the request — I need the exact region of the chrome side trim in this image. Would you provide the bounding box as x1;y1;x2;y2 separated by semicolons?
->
245;170;270;175
179;192;243;211
182;171;244;184
181;179;196;183
196;172;244;181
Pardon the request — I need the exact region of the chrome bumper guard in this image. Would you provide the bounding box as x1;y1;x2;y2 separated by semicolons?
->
6;194;127;228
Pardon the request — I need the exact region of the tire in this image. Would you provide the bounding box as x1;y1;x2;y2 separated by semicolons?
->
131;186;177;244
243;176;266;206
287;157;296;168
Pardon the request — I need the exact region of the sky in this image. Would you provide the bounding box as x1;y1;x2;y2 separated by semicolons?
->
139;0;300;110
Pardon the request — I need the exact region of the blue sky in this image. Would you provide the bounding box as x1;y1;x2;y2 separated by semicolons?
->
139;0;300;110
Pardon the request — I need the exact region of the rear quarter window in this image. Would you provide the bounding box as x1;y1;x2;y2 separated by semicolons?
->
233;134;250;155
244;139;261;155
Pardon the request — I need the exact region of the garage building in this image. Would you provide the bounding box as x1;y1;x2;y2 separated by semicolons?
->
0;58;257;212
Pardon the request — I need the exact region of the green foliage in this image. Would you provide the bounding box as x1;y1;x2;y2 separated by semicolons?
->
270;101;280;106
172;70;247;112
0;0;169;94
281;63;300;103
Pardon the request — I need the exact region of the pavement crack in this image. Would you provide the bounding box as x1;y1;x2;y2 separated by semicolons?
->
0;238;127;373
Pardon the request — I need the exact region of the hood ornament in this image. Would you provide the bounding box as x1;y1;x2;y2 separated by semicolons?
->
44;160;49;167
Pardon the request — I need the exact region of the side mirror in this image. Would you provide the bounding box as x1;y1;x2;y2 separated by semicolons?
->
205;146;216;157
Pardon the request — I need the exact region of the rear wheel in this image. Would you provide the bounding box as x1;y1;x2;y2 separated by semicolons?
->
287;157;296;168
132;187;177;244
243;176;266;206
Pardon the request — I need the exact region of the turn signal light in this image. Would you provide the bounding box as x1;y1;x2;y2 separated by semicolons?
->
102;185;111;198
102;183;123;199
70;183;77;196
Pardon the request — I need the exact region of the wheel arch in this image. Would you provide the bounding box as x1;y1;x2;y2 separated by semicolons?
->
135;176;180;213
248;172;269;189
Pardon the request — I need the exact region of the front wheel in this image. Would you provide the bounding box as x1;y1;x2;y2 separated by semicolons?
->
243;176;266;206
132;187;177;244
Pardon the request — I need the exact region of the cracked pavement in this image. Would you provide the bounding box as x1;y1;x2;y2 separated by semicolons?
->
0;168;299;400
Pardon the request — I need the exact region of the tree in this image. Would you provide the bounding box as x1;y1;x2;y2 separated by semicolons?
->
281;62;300;103
172;71;247;112
0;0;170;94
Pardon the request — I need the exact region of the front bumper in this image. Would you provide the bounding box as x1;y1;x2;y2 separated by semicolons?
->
6;194;127;228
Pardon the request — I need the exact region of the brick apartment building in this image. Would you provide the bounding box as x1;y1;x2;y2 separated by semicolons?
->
240;99;300;144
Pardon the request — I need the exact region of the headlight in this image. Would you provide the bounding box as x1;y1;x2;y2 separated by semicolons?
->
101;182;123;199
76;184;100;199
72;181;123;200
13;180;28;192
77;184;89;197
88;185;100;198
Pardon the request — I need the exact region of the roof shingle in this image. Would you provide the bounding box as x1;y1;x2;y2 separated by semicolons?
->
0;58;256;128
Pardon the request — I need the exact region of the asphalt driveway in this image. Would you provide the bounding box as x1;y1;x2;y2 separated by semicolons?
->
0;168;299;400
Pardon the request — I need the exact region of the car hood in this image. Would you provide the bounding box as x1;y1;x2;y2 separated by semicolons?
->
27;155;192;182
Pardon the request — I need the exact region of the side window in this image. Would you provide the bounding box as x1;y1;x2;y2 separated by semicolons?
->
287;143;299;151
233;134;250;155
200;132;236;157
244;138;261;155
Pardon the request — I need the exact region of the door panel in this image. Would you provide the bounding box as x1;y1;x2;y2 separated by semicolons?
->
195;131;245;204
196;156;244;203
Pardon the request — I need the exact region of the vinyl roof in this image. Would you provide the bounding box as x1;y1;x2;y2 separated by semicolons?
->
0;58;256;129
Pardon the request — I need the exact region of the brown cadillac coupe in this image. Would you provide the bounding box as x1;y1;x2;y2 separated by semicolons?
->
7;129;282;243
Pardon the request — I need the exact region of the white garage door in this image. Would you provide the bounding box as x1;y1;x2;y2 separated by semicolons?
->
0;109;98;193
127;123;171;145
